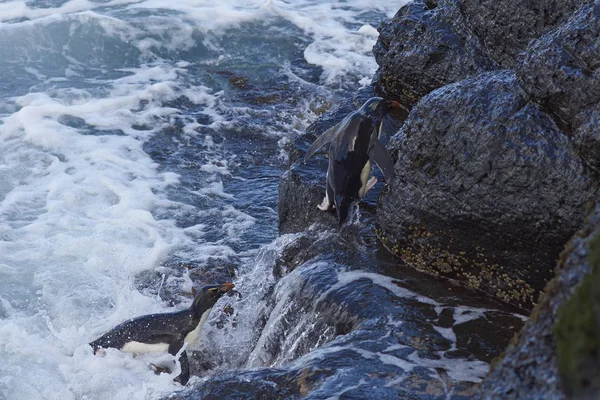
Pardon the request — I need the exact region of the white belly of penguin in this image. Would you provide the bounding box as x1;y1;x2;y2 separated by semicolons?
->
184;308;211;345
358;160;372;199
120;309;212;354
121;341;169;354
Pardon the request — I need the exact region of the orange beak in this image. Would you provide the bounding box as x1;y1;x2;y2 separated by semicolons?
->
389;100;402;108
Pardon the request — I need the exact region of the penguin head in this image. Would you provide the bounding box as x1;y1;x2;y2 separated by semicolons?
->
360;97;402;119
191;282;235;316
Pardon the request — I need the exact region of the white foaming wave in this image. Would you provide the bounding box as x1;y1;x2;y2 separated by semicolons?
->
265;0;407;85
1;0;406;87
406;348;490;384
192;180;234;200
0;0;140;23
123;0;269;32
0;63;239;399
315;268;440;307
194;232;302;370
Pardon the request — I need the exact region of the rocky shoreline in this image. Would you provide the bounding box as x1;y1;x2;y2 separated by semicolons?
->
166;0;599;398
279;0;600;398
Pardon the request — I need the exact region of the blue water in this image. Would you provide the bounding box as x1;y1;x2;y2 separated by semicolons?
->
0;1;524;399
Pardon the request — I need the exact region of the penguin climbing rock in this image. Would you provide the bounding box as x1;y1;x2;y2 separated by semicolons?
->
304;97;399;226
89;282;235;385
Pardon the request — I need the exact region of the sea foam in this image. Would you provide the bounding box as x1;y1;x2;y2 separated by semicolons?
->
0;0;406;398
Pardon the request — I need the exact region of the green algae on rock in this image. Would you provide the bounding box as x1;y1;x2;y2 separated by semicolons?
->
476;194;600;399
554;230;600;398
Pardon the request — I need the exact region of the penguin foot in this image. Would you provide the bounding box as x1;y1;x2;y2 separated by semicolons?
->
365;177;378;193
149;363;173;375
317;196;331;211
92;347;106;356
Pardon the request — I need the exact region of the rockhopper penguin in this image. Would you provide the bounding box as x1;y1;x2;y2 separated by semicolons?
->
304;97;399;226
89;282;235;385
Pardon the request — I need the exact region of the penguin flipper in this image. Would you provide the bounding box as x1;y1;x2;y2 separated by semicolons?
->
368;136;395;182
304;123;338;161
305;112;363;160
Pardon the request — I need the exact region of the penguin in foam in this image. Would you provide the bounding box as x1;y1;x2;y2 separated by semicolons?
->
304;97;399;226
89;282;235;385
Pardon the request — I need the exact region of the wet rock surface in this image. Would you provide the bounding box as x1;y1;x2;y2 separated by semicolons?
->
515;1;600;130
170;1;599;398
460;0;588;68
376;70;595;310
373;0;592;108
373;0;496;108
169;224;524;399
574;108;600;174
516;0;600;177
477;194;600;399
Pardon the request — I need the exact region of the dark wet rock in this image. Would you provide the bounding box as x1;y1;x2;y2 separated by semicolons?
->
461;0;589;69
165;369;303;399
376;70;596;310
278;166;338;235
228;75;249;90
554;217;600;398
574;107;600;174
437;307;455;328
476;193;600;399
515;1;600;130
187;258;237;286
173;221;523;399
453;312;524;363
373;0;496;108
373;0;591;108
274;228;338;277
57;114;88;129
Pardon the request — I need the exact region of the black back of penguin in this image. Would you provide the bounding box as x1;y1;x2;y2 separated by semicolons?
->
89;309;197;353
328;113;376;224
90;284;226;353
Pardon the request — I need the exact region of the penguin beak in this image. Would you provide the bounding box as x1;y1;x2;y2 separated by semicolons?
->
389;100;401;109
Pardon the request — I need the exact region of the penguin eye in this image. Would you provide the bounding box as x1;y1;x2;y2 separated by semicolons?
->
208;288;219;296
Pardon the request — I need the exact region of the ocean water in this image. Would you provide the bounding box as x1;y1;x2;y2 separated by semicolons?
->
0;1;524;399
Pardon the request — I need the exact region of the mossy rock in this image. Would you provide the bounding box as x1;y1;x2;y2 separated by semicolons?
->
555;230;600;398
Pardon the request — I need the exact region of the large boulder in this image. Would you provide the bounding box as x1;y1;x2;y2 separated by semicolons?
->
376;70;595;310
516;0;600;175
461;0;589;68
477;193;600;399
573;108;600;174
516;1;600;129
373;0;496;108
373;0;591;109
